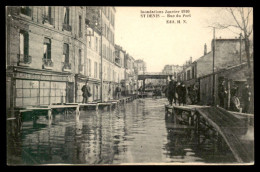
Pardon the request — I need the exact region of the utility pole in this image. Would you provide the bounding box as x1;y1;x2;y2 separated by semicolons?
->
240;33;242;64
212;27;216;106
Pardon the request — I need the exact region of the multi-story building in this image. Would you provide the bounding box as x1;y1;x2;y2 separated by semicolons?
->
6;6;86;111
162;64;183;80
177;57;197;88
6;6;144;113
75;11;102;103
134;59;146;89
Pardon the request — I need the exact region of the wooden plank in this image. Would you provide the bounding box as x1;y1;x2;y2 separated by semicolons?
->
26;107;51;110
48;105;78;108
196;107;253;163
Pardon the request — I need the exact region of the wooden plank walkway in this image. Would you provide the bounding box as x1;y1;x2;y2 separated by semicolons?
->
165;104;254;163
196;107;253;163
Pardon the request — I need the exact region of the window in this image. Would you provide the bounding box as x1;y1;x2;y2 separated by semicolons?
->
19;30;29;56
103;45;106;58
94;62;97;78
79;49;82;64
192;66;195;79
63;7;71;31
89;59;92;76
63;7;70;24
78;49;82;72
79;15;82;37
20;6;31;16
43;6;52;24
88;31;91;48
99;63;101;79
95;37;98;51
99;40;101;55
187;70;191;80
43;38;51;60
63;43;69;63
104;24;107;37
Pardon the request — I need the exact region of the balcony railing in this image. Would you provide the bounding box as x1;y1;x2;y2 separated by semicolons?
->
17;54;32;66
62;23;72;32
42;58;54;69
42;14;54;25
63;62;72;72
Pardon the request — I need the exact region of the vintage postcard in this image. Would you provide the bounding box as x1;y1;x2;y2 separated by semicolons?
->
6;6;254;165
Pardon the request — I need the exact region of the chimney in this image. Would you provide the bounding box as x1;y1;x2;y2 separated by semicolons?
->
190;56;192;63
204;43;207;55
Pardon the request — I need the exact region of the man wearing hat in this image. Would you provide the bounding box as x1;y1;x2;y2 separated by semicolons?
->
242;83;251;113
81;81;91;103
167;75;177;106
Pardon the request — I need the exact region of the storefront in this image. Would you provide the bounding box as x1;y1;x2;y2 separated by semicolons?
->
6;66;74;108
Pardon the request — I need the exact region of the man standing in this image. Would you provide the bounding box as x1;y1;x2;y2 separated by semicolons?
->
116;84;121;99
218;80;227;108
108;82;111;100
180;82;187;106
168;76;177;106
81;81;91;103
230;87;240;112
176;82;182;105
242;83;251;113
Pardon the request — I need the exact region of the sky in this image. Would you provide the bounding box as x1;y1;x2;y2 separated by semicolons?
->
114;7;250;72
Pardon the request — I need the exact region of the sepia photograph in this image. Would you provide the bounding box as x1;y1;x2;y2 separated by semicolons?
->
6;6;254;165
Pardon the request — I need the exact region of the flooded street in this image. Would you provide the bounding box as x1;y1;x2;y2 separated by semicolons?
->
7;98;241;165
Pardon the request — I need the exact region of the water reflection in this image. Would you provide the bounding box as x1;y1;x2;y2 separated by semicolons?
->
7;98;251;165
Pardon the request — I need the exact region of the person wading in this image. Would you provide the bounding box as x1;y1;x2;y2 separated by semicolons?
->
81;81;91;103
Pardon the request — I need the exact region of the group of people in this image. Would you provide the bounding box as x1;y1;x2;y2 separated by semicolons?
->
81;81;122;103
164;76;192;106
221;81;252;113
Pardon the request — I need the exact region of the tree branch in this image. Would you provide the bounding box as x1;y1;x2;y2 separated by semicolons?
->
228;8;244;31
245;8;252;28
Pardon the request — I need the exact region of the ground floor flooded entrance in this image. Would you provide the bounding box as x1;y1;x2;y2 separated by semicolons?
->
7;98;240;165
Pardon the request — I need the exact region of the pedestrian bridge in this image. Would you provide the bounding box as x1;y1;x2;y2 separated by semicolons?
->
165;105;254;163
138;72;170;80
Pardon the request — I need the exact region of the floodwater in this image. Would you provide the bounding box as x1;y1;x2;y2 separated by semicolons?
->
7;98;252;165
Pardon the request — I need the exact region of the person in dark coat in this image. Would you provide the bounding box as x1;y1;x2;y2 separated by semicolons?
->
176;82;182;106
115;84;121;99
218;80;227;108
242;83;251;113
167;76;177;106
81;81;91;103
180;82;187;106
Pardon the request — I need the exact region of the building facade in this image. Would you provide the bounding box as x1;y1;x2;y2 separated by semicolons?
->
6;6;86;110
6;6;146;113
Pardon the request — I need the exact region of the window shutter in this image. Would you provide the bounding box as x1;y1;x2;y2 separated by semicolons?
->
47;43;51;60
24;32;29;56
48;6;52;18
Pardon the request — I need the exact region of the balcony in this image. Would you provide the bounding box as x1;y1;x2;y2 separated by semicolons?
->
42;14;54;25
42;58;54;70
17;54;32;67
63;62;72;72
62;23;72;32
